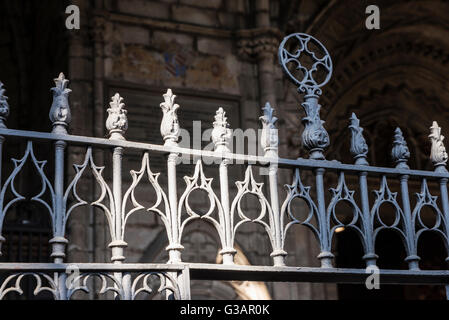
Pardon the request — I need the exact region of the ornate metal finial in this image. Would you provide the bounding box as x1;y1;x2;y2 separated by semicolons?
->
278;33;332;97
300;98;329;160
349;113;368;165
106;93;128;140
391;127;410;169
160;89;180;147
259;102;278;157
49;73;72;134
211;107;232;153
429;121;448;171
0;82;9;129
278;33;332;160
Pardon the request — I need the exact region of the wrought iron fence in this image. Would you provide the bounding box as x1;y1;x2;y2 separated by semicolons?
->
0;33;447;300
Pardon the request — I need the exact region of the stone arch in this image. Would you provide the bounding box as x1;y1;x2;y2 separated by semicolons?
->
282;0;449;166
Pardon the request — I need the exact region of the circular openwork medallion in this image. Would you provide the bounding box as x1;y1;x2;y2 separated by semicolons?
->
278;33;333;96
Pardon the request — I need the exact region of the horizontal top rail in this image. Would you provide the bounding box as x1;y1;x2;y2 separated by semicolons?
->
0;263;447;285
0;128;447;180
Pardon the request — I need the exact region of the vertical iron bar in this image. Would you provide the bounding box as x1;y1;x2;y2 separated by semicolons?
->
260;103;286;266
0;136;5;251
181;265;191;300
268;162;286;266
359;172;377;267
52;140;68;300
439;178;449;268
314;168;333;268
399;174;420;270
166;152;182;263
110;146;127;299
218;158;236;264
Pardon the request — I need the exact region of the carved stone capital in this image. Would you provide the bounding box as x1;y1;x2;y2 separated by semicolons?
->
0;82;9;129
211;107;232;153
49;73;72;134
106;93;128;140
160;89;180;147
236;27;282;60
90;14;107;43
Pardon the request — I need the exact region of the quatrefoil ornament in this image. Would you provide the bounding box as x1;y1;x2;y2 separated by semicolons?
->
278;33;333;96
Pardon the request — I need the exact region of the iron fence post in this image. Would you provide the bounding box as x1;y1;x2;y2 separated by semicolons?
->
349;113;377;266
429;122;449;268
260;103;286;266
392;128;419;270
48;73;73;300
212;107;236;264
106;93;129;299
315;168;333;268
160;89;183;263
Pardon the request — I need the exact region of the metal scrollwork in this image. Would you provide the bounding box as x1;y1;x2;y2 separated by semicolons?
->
327;172;364;240
0;141;55;254
66;272;122;299
178;160;227;249
131;272;180;300
371;176;415;258
278;33;332;96
280;169;320;247
230;166;276;248
122;152;171;242
412;179;448;246
279;32;332;160
0;273;58;300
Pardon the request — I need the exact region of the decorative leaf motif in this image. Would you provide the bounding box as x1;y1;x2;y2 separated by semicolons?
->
106;93;128;140
429;121;448;167
160;89;180;146
391;127;410;169
301;99;330;156
349;113;368;164
211;107;232;153
49;73;71;134
0;82;9;128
